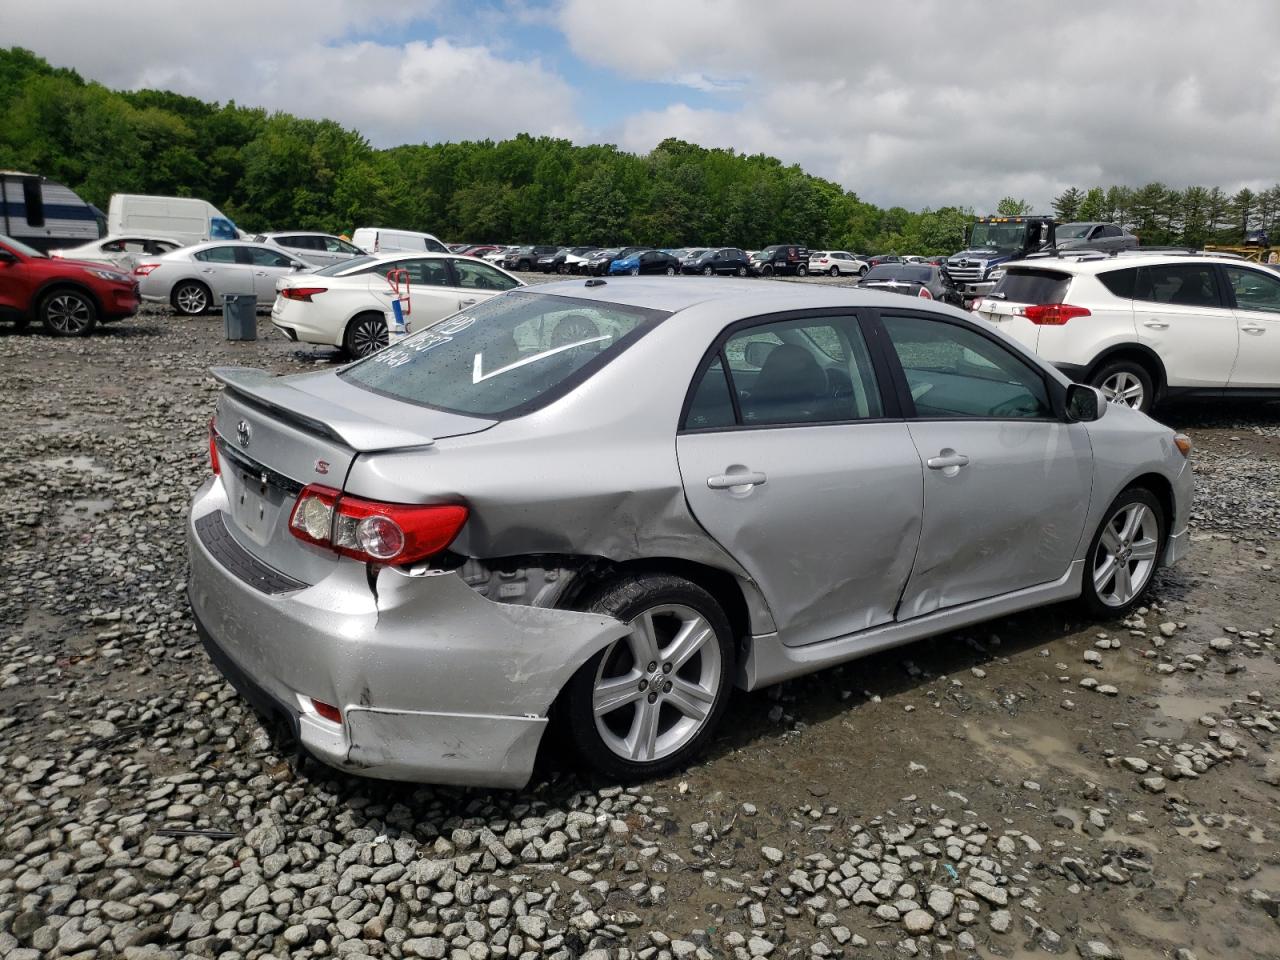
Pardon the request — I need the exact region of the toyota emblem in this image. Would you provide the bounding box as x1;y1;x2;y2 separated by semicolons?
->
236;419;251;448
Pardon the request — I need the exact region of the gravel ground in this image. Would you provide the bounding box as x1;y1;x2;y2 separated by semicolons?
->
1;292;1278;960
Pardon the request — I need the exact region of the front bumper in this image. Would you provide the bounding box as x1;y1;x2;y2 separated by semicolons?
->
186;479;627;787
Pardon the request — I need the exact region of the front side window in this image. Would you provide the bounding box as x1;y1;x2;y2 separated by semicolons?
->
686;315;882;428
1224;265;1280;314
882;313;1052;419
194;246;238;264
341;291;667;417
1135;263;1221;308
326;236;362;254
451;259;519;291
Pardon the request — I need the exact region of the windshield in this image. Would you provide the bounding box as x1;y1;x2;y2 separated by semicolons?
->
0;234;47;258
340;291;670;418
1055;223;1092;240
315;256;376;277
967;222;1031;253
864;265;933;283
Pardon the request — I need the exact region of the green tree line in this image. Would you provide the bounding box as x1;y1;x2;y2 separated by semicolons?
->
1;48;1274;255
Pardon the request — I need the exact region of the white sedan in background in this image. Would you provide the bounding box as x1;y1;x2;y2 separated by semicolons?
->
52;234;184;272
808;251;869;277
135;241;313;315
271;252;524;357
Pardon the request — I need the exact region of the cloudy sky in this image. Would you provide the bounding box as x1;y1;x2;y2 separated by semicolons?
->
8;0;1280;210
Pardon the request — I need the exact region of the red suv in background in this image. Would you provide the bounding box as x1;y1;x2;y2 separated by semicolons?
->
0;234;140;336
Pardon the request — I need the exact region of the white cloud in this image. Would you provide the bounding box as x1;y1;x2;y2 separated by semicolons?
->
5;0;582;146
565;0;1280;210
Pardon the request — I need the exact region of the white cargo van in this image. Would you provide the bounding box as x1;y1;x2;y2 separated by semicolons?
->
350;227;449;255
108;194;239;248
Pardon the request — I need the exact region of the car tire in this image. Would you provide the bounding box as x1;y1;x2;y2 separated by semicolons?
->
172;280;211;316
828;266;840;277
629;267;640;276
39;287;98;336
1080;487;1165;619
564;574;735;782
1089;358;1155;414
736;266;747;277
796;264;808;277
761;264;774;277
702;266;714;276
665;266;676;275
343;312;389;359
558;263;569;275
518;259;531;272
859;265;869;277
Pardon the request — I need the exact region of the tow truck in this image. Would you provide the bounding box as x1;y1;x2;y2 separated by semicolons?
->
945;216;1056;305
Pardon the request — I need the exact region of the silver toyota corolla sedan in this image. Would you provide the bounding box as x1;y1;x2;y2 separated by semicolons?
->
189;278;1193;788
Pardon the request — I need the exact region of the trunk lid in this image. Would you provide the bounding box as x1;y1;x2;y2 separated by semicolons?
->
211;366;495;580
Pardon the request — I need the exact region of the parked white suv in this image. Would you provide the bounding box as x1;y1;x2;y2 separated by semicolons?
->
972;252;1280;412
808;250;868;277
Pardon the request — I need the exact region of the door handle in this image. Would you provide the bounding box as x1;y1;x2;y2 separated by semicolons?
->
1241;324;1266;334
707;471;767;490
255;271;268;276
926;451;970;470
459;298;478;308
1142;319;1169;329
201;268;215;274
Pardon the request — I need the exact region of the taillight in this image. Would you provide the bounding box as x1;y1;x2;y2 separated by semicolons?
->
280;287;327;301
1023;303;1091;325
310;698;342;724
917;286;933;300
208;419;221;476
134;263;160;276
288;484;468;565
971;297;985;312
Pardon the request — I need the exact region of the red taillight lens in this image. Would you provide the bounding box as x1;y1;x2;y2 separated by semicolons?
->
1023;303;1090;325
970;297;984;312
280;287;327;302
288;483;467;565
917;286;933;299
310;698;342;724
209;419;221;476
134;263;160;276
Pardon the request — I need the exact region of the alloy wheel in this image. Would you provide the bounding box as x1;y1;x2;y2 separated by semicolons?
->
45;294;93;334
349;317;389;357
1100;370;1144;408
1093;502;1159;607
175;284;208;314
592;603;723;763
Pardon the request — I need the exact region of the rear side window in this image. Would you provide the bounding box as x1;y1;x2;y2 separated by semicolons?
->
1135;263;1221;308
991;268;1071;304
684;357;736;430
341;291;668;418
194;246;238;264
1097;268;1137;299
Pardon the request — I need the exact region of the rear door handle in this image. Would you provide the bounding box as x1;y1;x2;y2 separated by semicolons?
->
1241;324;1267;334
926;451;970;470
1143;319;1169;329
707;471;767;490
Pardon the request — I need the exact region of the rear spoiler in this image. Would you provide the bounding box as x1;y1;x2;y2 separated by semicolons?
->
211;366;436;453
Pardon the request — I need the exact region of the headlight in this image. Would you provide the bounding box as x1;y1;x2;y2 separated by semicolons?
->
987;269;1005;282
87;268;128;282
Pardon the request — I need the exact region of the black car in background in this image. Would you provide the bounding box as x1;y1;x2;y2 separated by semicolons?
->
610;249;682;275
749;244;810;276
857;263;963;306
499;245;561;271
539;246;596;274
584;246;642;276
684;247;751;276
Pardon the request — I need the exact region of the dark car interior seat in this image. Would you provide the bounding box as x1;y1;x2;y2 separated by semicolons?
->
745;343;833;423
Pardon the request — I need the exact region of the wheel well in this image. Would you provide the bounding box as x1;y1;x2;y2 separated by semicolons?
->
1087;345;1167;396
1126;472;1176;536
36;281;102;316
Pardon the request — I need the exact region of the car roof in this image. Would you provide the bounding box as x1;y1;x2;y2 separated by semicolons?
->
524;276;959;315
261;230;338;238
1002;251;1260;274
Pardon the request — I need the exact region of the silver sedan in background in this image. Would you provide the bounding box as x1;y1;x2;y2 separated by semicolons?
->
135;240;312;315
189;279;1192;787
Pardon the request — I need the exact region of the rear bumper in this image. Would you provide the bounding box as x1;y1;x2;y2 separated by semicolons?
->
186;478;627;787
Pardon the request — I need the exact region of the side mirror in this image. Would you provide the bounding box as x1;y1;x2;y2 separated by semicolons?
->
1065;383;1104;422
744;340;776;368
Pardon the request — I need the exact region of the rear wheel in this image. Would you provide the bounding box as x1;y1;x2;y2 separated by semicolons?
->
796;264;808;277
40;288;98;336
172;281;211;316
343;312;389;358
828;265;840;277
565;574;735;782
736;265;747;276
1090;358;1155;413
1080;487;1164;618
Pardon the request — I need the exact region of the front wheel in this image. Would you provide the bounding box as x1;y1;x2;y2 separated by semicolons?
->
565;575;735;782
1080;487;1165;619
703;266;714;276
343;312;389;358
629;267;640;276
665;265;676;275
1090;359;1154;413
760;264;774;277
40;288;98;336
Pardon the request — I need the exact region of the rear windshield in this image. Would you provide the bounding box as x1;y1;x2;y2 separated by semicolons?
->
865;265;932;283
990;268;1071;304
340;290;670;418
315;256;376;277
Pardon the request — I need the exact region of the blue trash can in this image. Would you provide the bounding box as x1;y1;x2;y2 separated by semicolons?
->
223;294;257;341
